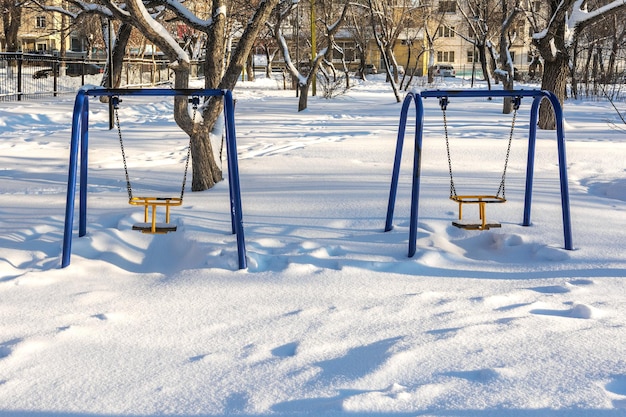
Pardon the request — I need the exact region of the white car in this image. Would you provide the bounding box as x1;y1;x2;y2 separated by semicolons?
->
430;64;456;77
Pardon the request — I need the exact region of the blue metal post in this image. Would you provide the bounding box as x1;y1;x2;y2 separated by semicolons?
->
223;90;247;269
523;96;541;226
79;95;89;237
385;93;414;231
62;91;86;268
546;91;573;250
223;95;237;235
383;91;424;257
408;94;424;257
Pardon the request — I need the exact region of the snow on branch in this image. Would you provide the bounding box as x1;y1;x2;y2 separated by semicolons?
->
161;0;214;29
567;0;626;38
533;0;626;48
126;0;189;63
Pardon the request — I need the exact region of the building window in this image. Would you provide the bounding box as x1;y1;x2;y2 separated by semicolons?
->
513;21;525;39
70;37;83;52
437;51;455;63
438;26;455;38
333;41;356;62
36;16;47;28
467;49;479;63
438;1;456;13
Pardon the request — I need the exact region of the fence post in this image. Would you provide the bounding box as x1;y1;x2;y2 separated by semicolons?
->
17;54;23;101
53;59;59;97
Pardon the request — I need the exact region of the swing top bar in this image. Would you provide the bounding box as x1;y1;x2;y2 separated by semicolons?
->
420;89;544;100
438;94;521;111
80;87;229;98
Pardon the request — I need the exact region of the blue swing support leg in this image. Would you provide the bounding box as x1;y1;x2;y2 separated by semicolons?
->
385;89;573;258
62;88;247;270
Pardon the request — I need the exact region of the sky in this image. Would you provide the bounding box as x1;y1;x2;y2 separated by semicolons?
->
0;74;625;417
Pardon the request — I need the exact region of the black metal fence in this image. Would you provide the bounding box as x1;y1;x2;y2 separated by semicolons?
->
0;53;180;101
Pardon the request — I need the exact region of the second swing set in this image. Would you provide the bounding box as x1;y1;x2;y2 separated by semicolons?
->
384;89;573;258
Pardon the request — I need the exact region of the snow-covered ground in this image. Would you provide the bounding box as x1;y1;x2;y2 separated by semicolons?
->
1;75;625;416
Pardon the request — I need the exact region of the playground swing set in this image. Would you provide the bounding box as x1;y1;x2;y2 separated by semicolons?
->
112;95;198;234
60;87;572;270
440;94;521;231
61;88;247;270
385;89;574;258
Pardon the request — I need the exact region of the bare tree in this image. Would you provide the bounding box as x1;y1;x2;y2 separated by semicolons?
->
524;0;626;129
54;0;279;190
367;0;417;102
346;1;374;80
1;0;24;52
271;0;349;111
421;6;446;84
456;0;502;91
495;0;522;113
572;9;626;99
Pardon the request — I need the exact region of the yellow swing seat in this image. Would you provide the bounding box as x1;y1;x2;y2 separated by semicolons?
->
129;196;182;234
450;195;505;231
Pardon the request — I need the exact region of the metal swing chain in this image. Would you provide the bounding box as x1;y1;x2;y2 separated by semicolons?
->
179;96;199;201
442;96;520;200
440;97;458;199
113;97;134;202
496;96;521;199
115;96;198;203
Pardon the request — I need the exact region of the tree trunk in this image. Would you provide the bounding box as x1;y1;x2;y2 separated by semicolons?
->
101;22;132;89
376;42;400;102
357;48;367;80
569;37;580;100
2;1;21;53
176;1;226;191
298;81;310;112
502;76;514;113
582;46;593;97
187;0;279;191
478;44;492;90
190;126;223;191
264;46;273;78
538;56;568;130
246;53;255;82
535;1;569;130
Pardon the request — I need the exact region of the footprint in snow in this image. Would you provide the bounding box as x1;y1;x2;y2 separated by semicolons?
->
0;338;22;360
530;303;602;319
605;375;626;408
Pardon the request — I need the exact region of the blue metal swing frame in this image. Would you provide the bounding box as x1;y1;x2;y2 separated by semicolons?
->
385;89;573;257
61;88;247;270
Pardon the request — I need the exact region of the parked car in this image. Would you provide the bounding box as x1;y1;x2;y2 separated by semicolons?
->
66;63;103;77
390;65;405;75
33;68;58;79
365;64;377;74
430;64;456;77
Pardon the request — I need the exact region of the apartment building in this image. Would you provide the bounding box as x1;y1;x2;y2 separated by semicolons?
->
2;0;535;79
429;0;534;78
0;0;101;55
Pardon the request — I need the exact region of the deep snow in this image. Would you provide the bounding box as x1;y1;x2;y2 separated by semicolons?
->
0;75;625;417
